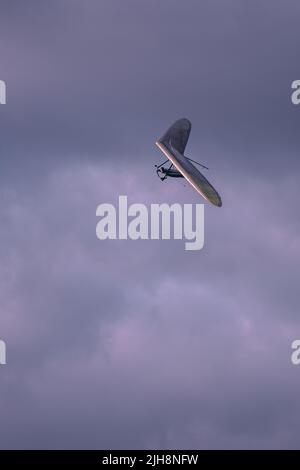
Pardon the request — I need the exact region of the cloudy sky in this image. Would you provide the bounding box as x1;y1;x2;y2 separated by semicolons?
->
0;0;300;449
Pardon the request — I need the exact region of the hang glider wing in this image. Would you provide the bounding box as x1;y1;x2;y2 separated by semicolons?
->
156;119;222;207
158;118;191;155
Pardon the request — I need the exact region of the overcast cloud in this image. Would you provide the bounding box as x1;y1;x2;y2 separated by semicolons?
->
0;0;300;449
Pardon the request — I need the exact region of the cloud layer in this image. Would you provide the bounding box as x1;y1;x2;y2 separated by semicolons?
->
0;0;300;449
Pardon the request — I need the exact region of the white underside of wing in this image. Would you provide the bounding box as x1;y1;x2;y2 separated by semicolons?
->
155;141;210;203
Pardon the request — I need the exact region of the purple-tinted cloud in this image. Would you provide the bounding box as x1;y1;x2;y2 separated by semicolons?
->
0;0;300;449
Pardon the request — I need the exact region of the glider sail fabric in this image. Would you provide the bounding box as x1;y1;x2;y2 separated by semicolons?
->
156;119;222;207
158;118;191;155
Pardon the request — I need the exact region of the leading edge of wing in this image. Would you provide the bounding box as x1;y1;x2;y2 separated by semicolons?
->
158;118;192;155
155;141;222;207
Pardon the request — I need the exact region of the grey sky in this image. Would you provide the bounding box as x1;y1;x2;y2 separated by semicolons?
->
0;0;300;449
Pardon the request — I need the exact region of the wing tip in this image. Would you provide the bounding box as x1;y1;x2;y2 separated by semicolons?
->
175;117;192;129
213;195;222;207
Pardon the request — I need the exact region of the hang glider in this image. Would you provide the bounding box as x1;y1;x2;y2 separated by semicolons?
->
155;118;222;207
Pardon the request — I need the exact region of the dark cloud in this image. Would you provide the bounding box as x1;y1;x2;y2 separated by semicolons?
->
0;0;300;449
